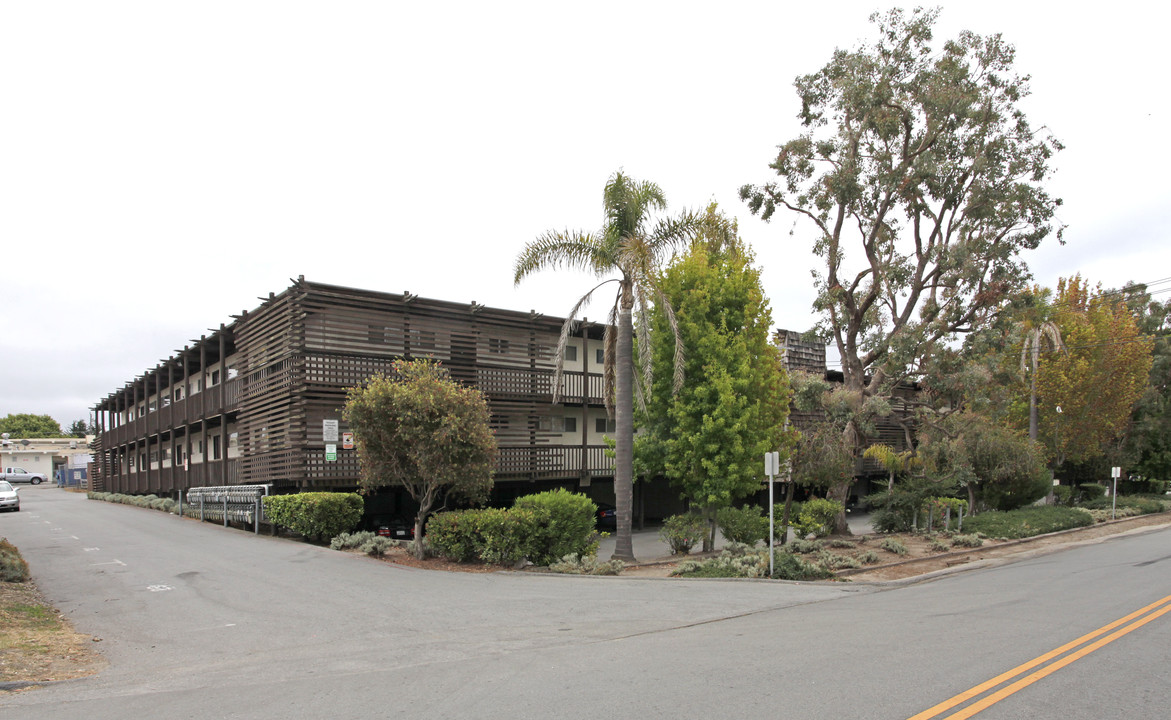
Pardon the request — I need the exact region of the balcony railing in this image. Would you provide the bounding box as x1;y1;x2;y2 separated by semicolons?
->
102;377;242;446
476;366;604;404
496;445;613;478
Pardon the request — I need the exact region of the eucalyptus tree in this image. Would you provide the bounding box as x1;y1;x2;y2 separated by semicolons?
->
514;171;701;561
740;8;1063;529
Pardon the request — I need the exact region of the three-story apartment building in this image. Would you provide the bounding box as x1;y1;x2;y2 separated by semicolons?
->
91;278;626;510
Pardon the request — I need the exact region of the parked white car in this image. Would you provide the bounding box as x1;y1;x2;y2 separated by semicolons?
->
0;481;19;512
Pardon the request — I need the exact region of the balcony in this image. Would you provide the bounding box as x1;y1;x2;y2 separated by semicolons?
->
496;445;613;479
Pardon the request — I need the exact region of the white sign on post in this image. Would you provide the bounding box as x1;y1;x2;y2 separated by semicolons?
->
766;451;780;577
323;419;339;443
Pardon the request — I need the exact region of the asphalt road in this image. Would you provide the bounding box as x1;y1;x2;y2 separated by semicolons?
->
3;486;1170;719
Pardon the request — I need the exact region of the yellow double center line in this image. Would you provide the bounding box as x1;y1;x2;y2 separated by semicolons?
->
908;592;1171;720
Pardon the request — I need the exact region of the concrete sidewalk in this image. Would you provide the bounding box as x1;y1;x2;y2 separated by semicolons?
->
596;511;875;564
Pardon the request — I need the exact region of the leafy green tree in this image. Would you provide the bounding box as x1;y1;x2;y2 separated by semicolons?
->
636;210;793;550
919;412;1048;512
740;8;1063;527
514;171;702;561
0;413;64;438
343;359;497;559
67;419;93;438
1122;289;1171;482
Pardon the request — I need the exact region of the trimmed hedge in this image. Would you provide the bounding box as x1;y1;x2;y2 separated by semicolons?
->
513;489;599;565
962;505;1093;540
427;491;600;566
427;507;543;565
1;537;31;582
262;492;363;541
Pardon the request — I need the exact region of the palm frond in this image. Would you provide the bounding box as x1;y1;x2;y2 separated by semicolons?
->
603;301;619;419
551;279;619;403
647;208;706;257
651;283;686;395
513;230;607;285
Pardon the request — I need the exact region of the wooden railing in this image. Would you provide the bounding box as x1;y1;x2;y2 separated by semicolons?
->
496;445;613;478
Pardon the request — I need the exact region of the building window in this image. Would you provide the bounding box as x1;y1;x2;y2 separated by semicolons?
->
596;348;605;364
150;451;159;463
174;387;184;401
212;435;222;460
562;417;577;433
488;338;510;354
229;432;238;448
210;370;220;387
537;416;552;431
176;446;185;464
564;345;578;361
407;329;436;353
595;418;616;434
197;440;204;455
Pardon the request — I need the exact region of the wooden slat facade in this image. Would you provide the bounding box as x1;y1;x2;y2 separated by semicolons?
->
92;279;613;496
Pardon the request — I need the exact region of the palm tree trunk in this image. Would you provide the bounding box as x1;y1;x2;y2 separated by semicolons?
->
1028;370;1038;442
612;290;637;562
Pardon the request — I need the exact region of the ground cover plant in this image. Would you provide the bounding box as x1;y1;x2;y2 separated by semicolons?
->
961;505;1093;539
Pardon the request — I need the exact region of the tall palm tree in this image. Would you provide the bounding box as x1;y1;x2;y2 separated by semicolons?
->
514;171;700;561
1021;320;1066;442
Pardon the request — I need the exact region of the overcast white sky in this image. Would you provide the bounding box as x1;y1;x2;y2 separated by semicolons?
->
2;1;1168;429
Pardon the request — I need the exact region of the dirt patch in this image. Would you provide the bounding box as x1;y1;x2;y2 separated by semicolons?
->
0;580;106;690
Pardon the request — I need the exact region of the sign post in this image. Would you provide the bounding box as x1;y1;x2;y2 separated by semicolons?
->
765;451;780;577
324;420;340;463
1111;466;1121;519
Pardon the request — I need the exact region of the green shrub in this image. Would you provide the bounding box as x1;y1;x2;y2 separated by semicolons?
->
1076;484;1107;502
962;506;1093;539
1;538;31;582
929;538;951;552
951;534;983;548
427;507;543;565
857;550;880;565
788;538;823;554
793;498;843;538
659;513;708;555
331;531;377;550
671;545;836;580
426;511;481;562
865;475;955;532
1080;496;1166;514
359;537;393;556
771;502;802;541
548;553;625;575
513;489;599;565
1119;478;1167;495
476;507;542;565
772;550;835;580
1052;485;1073;506
717;505;769;545
262;492;363;541
826;539;856;549
818;551;861;570
880;538;908;555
